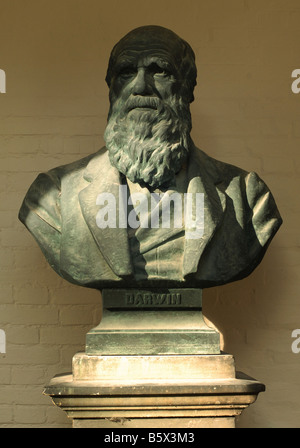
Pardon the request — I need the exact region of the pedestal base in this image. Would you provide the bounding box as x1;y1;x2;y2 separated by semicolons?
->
44;354;265;428
44;289;264;428
73;416;236;429
72;352;236;381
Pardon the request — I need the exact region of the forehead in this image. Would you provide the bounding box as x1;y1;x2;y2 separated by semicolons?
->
110;31;184;72
114;47;177;71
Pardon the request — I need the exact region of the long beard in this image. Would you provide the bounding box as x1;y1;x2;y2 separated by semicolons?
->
104;95;192;189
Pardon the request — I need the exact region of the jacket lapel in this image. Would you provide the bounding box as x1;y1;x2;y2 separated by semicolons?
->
78;149;133;277
183;147;227;277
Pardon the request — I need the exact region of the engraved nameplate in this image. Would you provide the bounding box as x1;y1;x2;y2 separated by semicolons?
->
102;289;202;309
125;292;181;306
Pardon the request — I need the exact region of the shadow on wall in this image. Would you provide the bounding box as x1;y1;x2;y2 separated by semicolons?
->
203;240;285;358
203;238;286;427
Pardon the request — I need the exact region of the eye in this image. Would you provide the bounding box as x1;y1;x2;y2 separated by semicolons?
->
118;67;137;79
148;63;171;77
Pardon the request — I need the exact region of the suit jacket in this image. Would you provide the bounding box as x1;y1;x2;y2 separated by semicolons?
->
18;145;282;289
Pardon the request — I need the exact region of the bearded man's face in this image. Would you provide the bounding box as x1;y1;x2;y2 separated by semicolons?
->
104;45;192;189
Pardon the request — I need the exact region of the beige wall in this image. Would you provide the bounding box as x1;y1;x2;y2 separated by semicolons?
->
0;0;299;427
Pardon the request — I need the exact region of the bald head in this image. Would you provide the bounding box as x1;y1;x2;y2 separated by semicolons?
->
106;26;197;103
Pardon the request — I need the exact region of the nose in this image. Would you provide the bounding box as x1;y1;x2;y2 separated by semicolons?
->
132;68;153;96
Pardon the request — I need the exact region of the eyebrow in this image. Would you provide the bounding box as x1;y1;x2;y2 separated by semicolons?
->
142;56;174;71
114;54;177;76
114;58;136;71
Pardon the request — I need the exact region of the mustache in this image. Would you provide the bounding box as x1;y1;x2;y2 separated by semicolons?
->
125;95;161;112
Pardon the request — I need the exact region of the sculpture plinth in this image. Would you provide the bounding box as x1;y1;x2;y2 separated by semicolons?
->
43;288;265;428
86;289;220;355
44;370;265;428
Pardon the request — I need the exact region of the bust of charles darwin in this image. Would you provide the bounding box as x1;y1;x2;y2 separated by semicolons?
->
19;25;282;290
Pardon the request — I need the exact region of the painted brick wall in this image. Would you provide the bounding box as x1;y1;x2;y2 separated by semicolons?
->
0;0;299;427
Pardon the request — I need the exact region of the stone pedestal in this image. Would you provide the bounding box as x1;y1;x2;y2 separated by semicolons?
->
86;289;220;355
44;358;264;428
44;289;265;428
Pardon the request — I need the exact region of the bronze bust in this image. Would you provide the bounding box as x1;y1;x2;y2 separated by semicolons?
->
19;26;282;291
